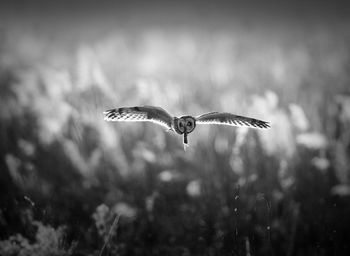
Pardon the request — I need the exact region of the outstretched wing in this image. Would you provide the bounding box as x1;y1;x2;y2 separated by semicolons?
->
196;112;270;129
103;106;173;130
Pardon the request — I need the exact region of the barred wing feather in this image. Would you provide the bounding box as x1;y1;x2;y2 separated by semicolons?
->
196;112;270;129
103;106;173;130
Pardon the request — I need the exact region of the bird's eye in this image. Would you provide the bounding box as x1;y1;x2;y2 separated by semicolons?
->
177;119;186;134
187;121;192;127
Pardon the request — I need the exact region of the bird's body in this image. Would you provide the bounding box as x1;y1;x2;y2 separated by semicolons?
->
103;106;270;149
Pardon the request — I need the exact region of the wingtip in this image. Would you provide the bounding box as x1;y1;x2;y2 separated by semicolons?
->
103;109;115;121
258;120;270;129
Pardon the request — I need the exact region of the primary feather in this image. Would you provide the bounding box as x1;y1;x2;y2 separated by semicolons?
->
196;112;270;129
103;106;173;130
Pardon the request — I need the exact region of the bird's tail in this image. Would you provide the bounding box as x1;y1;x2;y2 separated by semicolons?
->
183;132;188;151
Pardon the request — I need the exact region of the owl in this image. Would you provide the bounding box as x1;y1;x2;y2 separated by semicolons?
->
103;106;270;150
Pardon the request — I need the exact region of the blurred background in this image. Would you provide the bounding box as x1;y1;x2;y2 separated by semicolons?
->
1;1;350;255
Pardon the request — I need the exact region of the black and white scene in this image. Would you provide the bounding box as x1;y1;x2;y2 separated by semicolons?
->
1;1;350;255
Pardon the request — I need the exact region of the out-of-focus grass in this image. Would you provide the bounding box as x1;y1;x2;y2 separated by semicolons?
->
1;23;350;255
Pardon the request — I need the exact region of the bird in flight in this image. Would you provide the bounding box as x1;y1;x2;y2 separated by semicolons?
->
103;106;270;150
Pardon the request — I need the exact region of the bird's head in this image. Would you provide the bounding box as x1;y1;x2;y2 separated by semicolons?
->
174;116;196;135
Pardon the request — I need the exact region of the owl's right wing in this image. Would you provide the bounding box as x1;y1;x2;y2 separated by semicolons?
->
196;112;270;129
103;106;174;130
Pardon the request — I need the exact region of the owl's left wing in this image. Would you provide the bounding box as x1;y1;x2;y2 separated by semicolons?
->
196;112;270;129
103;106;173;130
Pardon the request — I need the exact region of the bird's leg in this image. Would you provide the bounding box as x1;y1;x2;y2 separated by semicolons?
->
183;132;188;151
